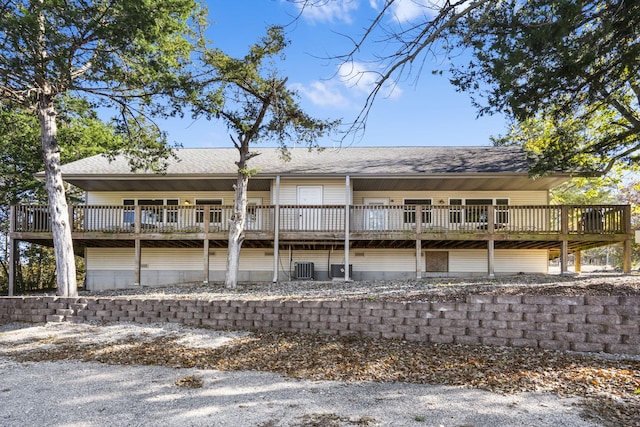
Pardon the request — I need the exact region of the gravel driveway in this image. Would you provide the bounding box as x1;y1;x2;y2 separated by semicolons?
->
0;322;604;427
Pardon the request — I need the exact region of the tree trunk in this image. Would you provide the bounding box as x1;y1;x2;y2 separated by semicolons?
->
39;95;77;297
225;143;250;289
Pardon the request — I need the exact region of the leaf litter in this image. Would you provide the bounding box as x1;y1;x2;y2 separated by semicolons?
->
1;326;638;426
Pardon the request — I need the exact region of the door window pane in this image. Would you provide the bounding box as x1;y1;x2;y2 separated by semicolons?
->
196;199;222;223
403;199;432;224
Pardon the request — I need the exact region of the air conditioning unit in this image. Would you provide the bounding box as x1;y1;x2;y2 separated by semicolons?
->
330;264;353;278
294;262;314;280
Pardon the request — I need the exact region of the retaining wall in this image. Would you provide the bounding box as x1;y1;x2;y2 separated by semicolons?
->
0;295;638;355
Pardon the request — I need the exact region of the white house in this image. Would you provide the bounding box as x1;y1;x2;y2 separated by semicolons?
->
9;146;632;290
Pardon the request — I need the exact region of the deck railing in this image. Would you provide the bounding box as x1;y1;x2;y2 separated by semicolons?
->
11;204;630;235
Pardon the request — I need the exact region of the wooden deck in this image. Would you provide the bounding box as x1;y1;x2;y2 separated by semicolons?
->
10;203;632;254
7;203;633;292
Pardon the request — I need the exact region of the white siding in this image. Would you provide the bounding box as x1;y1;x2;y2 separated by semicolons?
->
448;249;547;273
275;179;347;204
87;191;270;205
353;191;547;206
449;250;488;272
495;250;548;273
87;248;276;272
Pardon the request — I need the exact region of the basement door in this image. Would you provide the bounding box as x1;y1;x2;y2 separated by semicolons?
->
297;186;323;230
426;251;449;272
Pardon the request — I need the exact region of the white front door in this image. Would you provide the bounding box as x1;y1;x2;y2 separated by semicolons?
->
364;198;389;230
246;197;262;230
298;186;323;230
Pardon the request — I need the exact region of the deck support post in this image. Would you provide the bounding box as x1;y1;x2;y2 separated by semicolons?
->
623;240;632;274
487;205;495;277
415;205;422;279
487;240;495;277
134;239;141;286
344;175;351;282
415;240;422;279
623;205;632;274
574;250;581;273
560;240;569;274
203;205;210;284
560;206;569;274
8;205;16;296
203;238;209;284
134;205;142;286
272;176;281;284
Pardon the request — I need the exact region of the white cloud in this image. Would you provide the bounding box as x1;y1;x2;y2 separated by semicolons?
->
291;81;350;108
338;61;403;99
390;0;443;23
296;0;359;24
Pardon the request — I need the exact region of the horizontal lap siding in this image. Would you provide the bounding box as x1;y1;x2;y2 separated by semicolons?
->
495;250;548;273
287;249;415;273
87;248;277;272
353;191;547;205
276;180;347;204
87;191;270;205
449;249;547;273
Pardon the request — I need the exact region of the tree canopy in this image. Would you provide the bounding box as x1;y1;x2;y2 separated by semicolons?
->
0;97;127;293
0;0;204;296
334;0;640;175
450;0;640;175
193;26;340;288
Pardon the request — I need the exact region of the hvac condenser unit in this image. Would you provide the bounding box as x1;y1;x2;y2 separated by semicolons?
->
330;264;353;278
294;262;314;280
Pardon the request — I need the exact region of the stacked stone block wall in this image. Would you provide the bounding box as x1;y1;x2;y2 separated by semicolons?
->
1;295;638;355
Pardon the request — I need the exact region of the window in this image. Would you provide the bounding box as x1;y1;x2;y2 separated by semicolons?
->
449;199;462;223
123;199;135;224
465;199;492;223
122;199;179;224
446;198;510;224
496;199;509;224
195;199;223;223
403;199;432;224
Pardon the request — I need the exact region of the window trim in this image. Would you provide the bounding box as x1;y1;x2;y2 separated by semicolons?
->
403;198;432;224
447;198;510;224
122;198;179;224
195;199;223;224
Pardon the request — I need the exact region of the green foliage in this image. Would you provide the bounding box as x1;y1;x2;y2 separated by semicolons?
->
196;25;340;156
0;0;205;166
0;98;128;293
450;0;640;176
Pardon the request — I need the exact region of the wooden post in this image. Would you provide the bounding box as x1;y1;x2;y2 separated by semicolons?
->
415;204;422;279
560;206;569;274
561;240;569;274
272;176;280;284
344;175;350;282
623;240;632;274
574;250;581;273
487;205;495;277
623;204;632;274
8;206;16;296
416;239;422;279
134;239;141;286
487;240;495;277
203;238;210;284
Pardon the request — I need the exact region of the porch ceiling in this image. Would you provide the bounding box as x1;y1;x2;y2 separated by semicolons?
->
64;175;566;192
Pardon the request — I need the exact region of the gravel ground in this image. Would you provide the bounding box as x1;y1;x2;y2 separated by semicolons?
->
0;322;604;427
2;273;639;427
77;273;640;302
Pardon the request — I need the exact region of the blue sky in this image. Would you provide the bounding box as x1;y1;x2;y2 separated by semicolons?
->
162;0;508;149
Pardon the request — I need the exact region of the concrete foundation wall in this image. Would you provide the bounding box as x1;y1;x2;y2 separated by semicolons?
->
1;295;638;355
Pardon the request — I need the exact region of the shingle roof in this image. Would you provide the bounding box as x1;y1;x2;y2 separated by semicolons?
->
59;146;532;177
